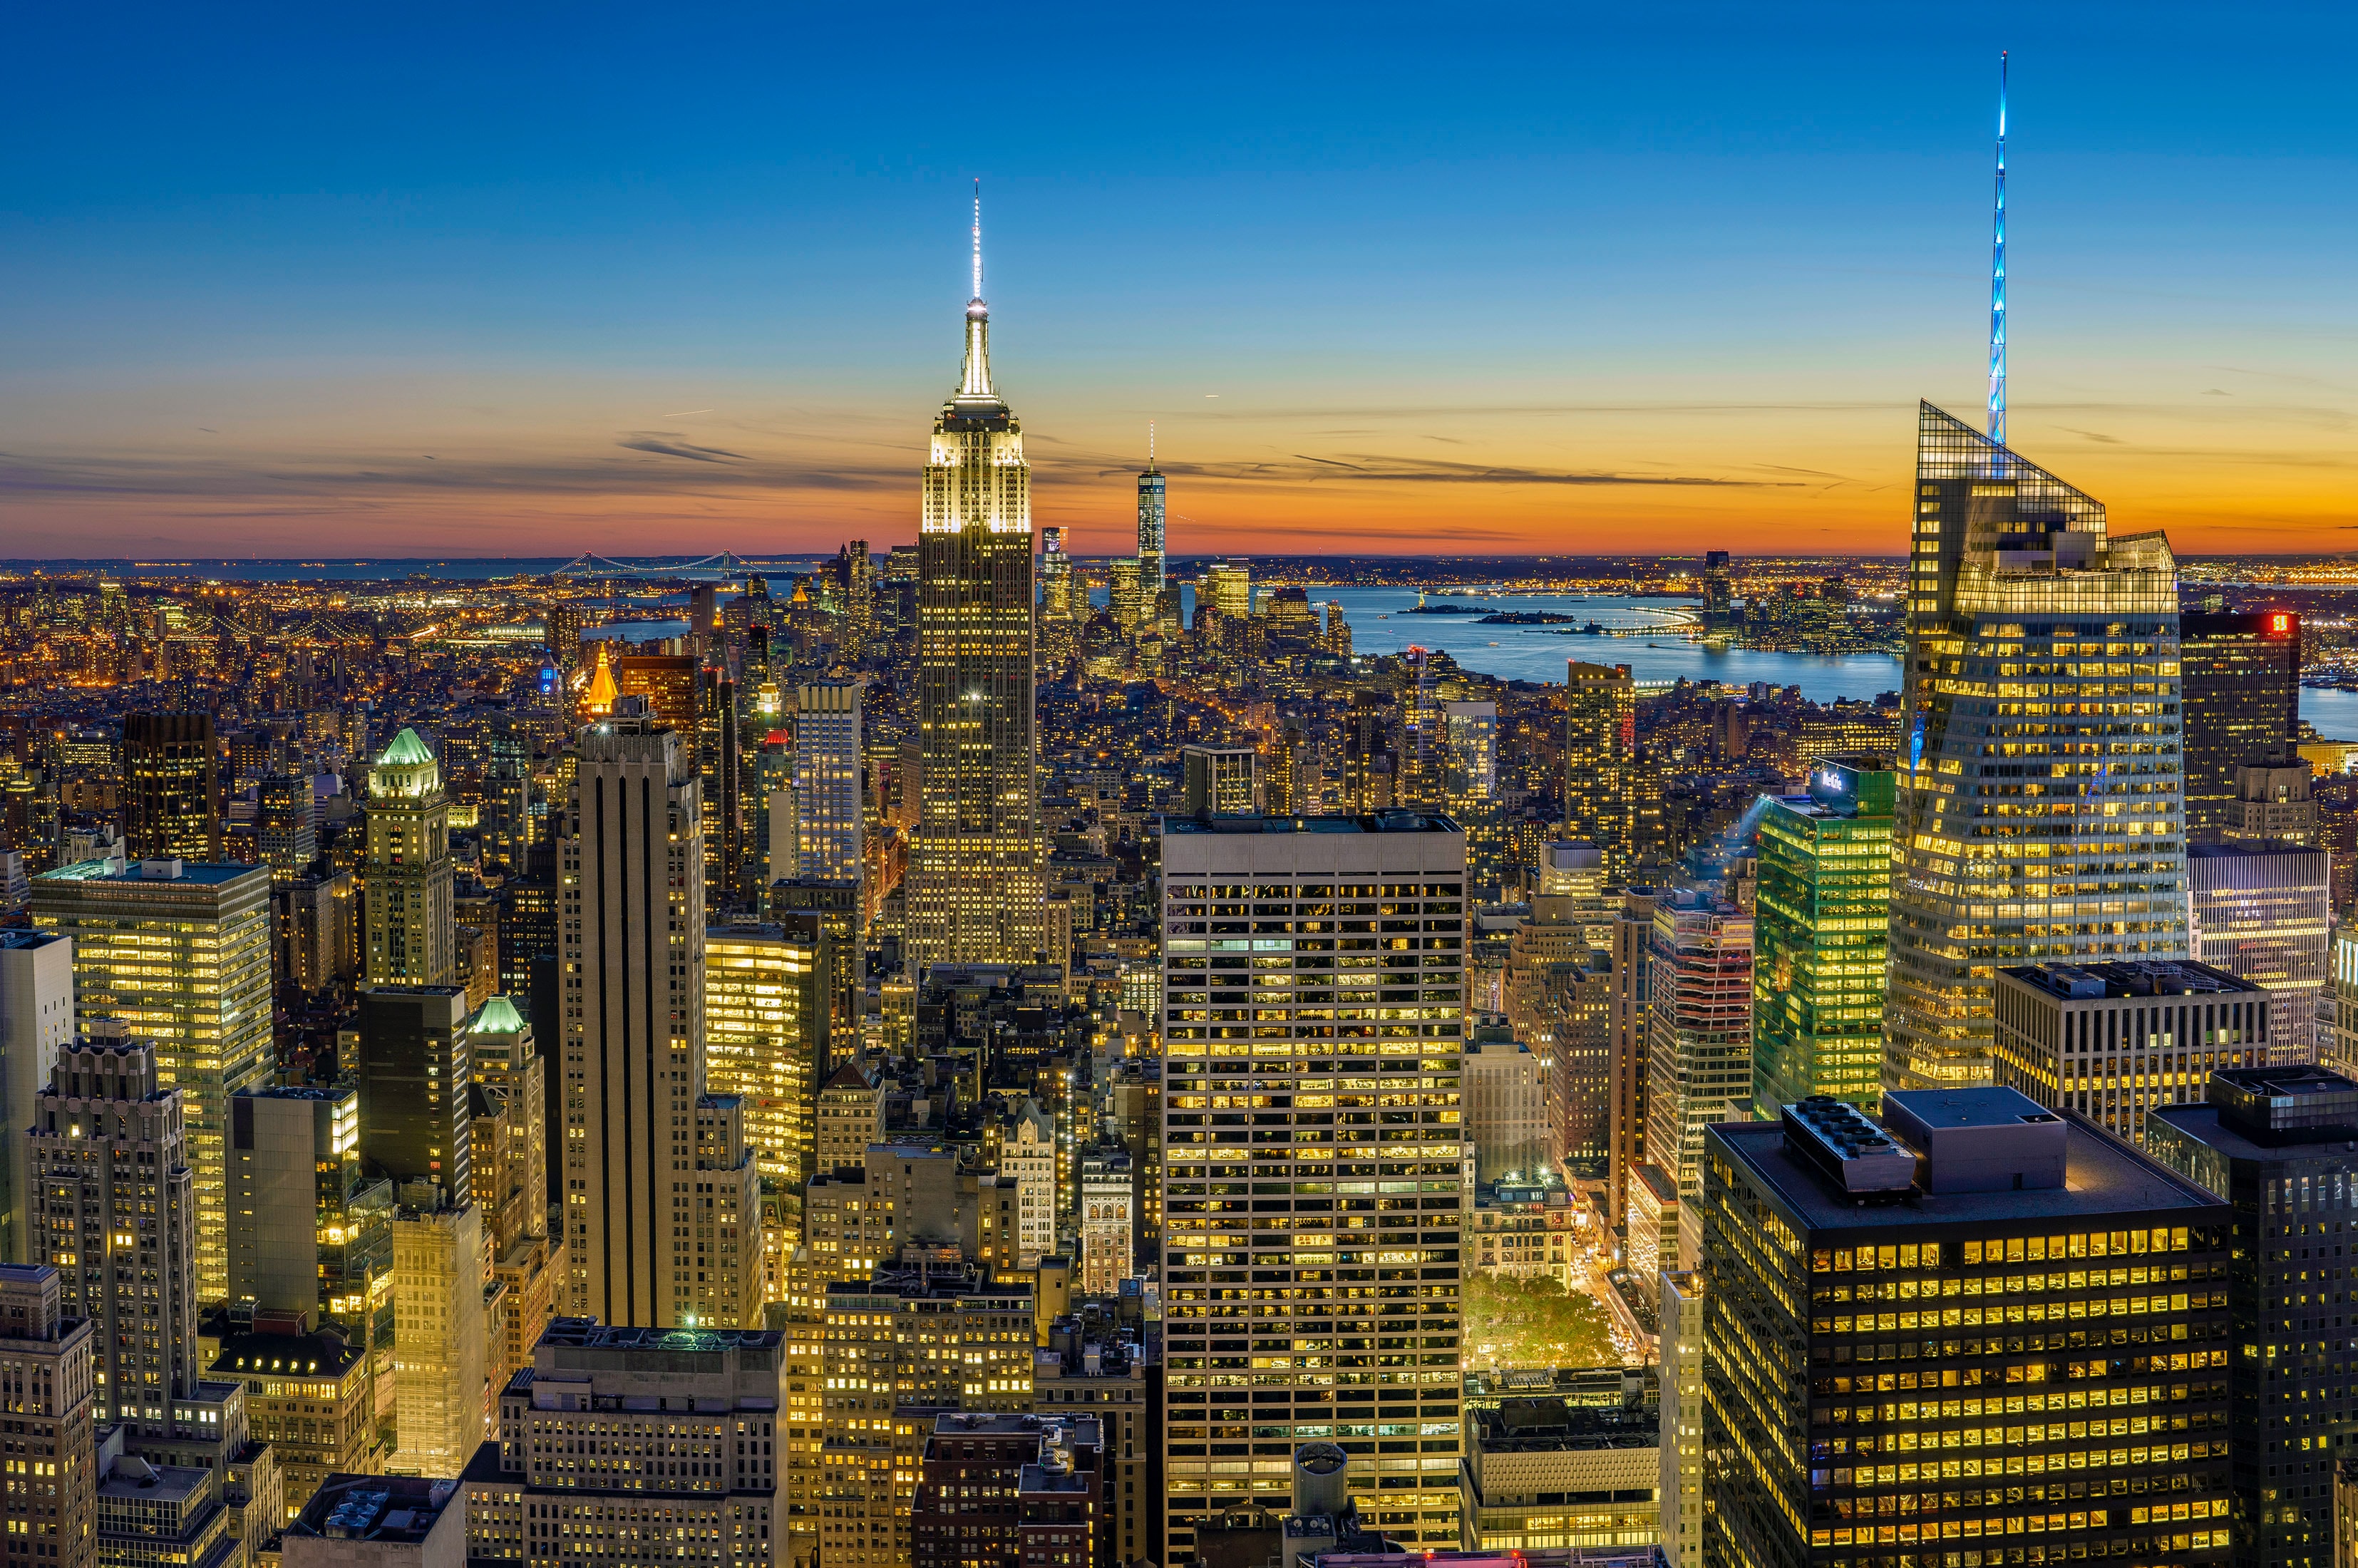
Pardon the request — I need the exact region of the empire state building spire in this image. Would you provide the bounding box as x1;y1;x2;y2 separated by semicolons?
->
957;180;999;406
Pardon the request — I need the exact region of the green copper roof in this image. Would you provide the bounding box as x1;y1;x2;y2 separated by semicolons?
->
376;728;435;766
470;995;527;1035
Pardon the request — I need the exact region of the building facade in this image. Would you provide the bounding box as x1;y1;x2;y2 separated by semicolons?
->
1752;759;1893;1115
2178;609;2301;835
907;212;1043;974
1888;403;2188;1092
0;1266;96;1568
2185;840;2331;1063
1992;960;2269;1144
1564;664;1637;879
1704;1090;2234;1568
1158;812;1469;1562
123;713;220;863
363;729;457;989
1642;888;1754;1202
33;860;272;1307
791;681;863;887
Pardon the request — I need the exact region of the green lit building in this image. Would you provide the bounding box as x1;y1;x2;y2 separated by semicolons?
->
1752;757;1893;1115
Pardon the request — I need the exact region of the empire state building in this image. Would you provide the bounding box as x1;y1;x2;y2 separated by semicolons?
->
907;193;1044;971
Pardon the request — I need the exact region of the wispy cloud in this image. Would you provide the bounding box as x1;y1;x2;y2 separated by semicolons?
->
617;432;749;463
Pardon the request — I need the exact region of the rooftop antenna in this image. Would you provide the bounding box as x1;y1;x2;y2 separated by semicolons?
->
1149;420;1156;469
971;178;983;303
1988;51;2008;447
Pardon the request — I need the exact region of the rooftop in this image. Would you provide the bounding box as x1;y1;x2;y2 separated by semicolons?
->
287;1473;457;1546
1709;1106;2226;1233
1162;810;1460;835
36;859;265;888
1998;959;2259;1001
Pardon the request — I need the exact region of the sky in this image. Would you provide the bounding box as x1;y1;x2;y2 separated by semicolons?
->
2;2;2353;561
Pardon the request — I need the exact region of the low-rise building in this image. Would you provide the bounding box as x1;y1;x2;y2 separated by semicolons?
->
210;1322;379;1520
283;1473;463;1568
93;1449;239;1568
1993;960;2269;1143
1468;1184;1581;1287
1456;1396;1659;1554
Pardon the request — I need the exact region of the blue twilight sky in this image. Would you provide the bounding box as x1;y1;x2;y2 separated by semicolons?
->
1;1;2352;558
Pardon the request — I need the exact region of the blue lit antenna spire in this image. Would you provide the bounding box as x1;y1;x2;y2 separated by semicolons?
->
1988;51;2007;445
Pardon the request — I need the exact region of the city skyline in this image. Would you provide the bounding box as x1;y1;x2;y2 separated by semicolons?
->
4;6;2354;559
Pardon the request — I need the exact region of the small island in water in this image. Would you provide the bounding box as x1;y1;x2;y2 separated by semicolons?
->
1476;610;1580;625
1402;603;1495;615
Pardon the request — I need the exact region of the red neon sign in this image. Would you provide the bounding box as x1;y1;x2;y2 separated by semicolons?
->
2270;613;2292;635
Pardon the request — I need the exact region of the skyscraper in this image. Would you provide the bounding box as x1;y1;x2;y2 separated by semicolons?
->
2147;1066;2358;1566
123;713;220;863
1038;527;1073;621
363;728;456;989
256;773;317;880
1642;884;1754;1207
228;1085;393;1346
907;193;1044;973
33;860;272;1307
560;716;761;1326
1159;812;1469;1562
1178;746;1257;817
703;920;825;1200
26;1035;196;1433
1752;758;1894;1115
0;929;73;1265
2179;610;2300;835
1887;403;2188;1091
792;680;863;887
1564;662;1636;877
1992;959;2268;1142
2186;839;2331;1061
0;1265;96;1568
1704;1090;2234;1568
357;985;472;1205
1137;425;1166;599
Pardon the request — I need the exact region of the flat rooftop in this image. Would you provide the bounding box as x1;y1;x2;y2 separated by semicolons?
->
1162;811;1460;835
36;859;264;888
1998;959;2258;1001
1709;1111;2225;1234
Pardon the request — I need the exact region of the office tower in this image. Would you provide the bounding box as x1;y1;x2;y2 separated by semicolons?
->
1109;556;1143;634
704;921;825;1196
0;1266;96;1568
229;1087;393;1339
907;198;1044;976
33;860;271;1307
1752;758;1895;1115
25;1037;195;1433
698;669;743;914
838;540;877;651
560;717;760;1327
358;986;473;1205
1038;527;1073;620
2180;609;2300;834
1699;550;1734;631
2147;1066;2358;1566
2225;758;2318;845
813;1269;1034;1568
689;582;719;640
562;713;700;1324
1178;746;1257;817
1889;404;2188;1092
364;729;457;989
1462;1023;1545;1183
2186;840;2332;1061
208;1319;376;1514
768;886;858;1063
1704;1089;2233;1568
0;930;72;1264
1993;960;2268;1143
1324;599;1352;658
391;1202;484;1476
546;603;583;671
274;869;356;993
792;680;863;886
1160;813;1468;1562
475;1318;783;1564
1267;717;1306;814
1203;561;1250;621
123;713;220;862
1642;885;1754;1205
1077;1148;1132;1294
1658;1269;1704;1568
1136;430;1167;599
912;1413;1106;1568
257;773;317;879
465;996;560;1384
1564;662;1635;878
1542;950;1613;1177
1438;700;1497;806
1606;888;1655;1234
609;651;698;731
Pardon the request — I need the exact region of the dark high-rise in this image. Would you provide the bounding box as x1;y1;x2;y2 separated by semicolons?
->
1705;1088;2234;1568
2146;1066;2358;1568
123;713;220;862
2180;611;2301;835
356;985;472;1205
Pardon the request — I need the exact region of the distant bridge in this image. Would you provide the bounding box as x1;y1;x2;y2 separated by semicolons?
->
550;552;764;581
